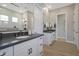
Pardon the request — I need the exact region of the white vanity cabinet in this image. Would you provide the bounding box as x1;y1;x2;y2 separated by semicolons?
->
44;32;56;45
0;46;13;56
0;36;43;56
14;36;43;56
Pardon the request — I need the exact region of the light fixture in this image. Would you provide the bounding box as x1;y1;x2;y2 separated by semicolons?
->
2;4;7;7
19;10;23;13
47;5;52;10
19;7;25;13
43;7;49;13
43;7;47;10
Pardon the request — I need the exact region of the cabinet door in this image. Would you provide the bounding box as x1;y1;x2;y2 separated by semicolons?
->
51;32;56;42
0;47;13;56
29;36;44;56
43;33;47;45
44;33;55;45
14;41;29;56
28;39;38;56
36;36;44;56
44;33;49;45
46;33;51;45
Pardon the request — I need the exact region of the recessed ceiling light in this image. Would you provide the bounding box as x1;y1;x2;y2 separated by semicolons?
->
2;4;7;7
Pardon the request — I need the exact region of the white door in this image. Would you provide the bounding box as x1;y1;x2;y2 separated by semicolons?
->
56;14;66;39
74;17;79;47
36;36;43;56
74;4;79;48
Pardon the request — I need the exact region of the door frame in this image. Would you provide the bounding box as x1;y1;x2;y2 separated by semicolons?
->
56;12;67;41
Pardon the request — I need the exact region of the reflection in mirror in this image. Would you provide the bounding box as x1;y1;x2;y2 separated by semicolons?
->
27;11;34;35
43;8;56;31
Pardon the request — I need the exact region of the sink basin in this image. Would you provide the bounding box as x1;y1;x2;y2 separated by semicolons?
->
16;36;30;39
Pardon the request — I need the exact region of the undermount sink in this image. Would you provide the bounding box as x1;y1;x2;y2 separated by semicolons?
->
16;36;30;39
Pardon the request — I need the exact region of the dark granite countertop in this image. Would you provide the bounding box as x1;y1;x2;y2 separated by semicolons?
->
43;29;56;33
0;34;44;50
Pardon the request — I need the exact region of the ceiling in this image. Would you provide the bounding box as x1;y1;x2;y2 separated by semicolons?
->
44;3;72;10
0;3;72;13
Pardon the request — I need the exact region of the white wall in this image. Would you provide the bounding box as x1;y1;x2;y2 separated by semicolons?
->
74;4;79;47
50;4;74;42
32;6;43;34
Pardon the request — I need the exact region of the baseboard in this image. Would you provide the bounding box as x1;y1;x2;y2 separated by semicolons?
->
66;40;75;44
56;37;75;44
55;37;66;41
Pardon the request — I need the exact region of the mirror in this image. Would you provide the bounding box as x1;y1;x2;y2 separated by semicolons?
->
43;9;56;31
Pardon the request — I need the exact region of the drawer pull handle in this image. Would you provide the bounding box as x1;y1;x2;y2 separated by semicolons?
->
28;48;32;55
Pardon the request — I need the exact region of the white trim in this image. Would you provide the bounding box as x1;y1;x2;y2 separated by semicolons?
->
56;12;67;41
56;14;57;39
65;13;68;41
55;37;66;41
55;37;75;45
66;40;75;44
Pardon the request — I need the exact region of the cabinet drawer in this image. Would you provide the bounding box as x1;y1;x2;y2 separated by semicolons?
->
38;36;44;44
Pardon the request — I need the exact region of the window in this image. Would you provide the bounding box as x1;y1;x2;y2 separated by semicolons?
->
12;17;18;22
0;15;8;21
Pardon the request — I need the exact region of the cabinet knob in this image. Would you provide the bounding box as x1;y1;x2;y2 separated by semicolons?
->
40;44;43;46
40;51;43;56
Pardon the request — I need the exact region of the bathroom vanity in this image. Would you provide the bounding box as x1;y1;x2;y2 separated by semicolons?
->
0;32;44;56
